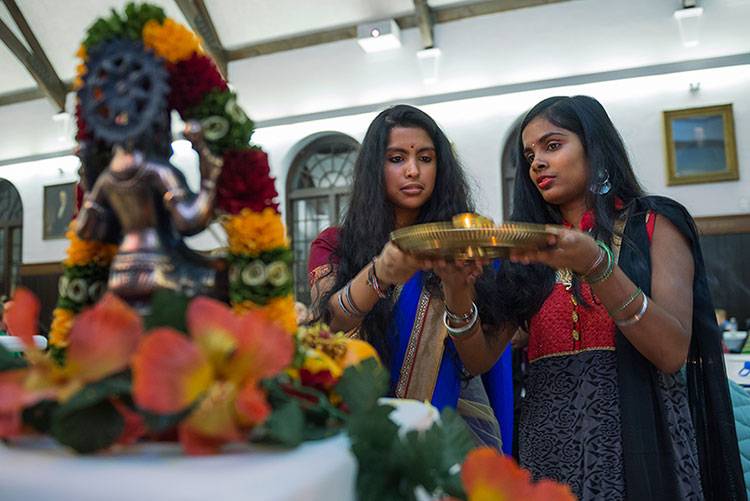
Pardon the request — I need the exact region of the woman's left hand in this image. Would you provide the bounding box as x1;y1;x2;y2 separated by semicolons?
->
426;259;485;295
509;229;600;274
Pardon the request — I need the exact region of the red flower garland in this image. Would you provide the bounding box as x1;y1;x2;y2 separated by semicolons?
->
168;54;227;115
217;149;279;215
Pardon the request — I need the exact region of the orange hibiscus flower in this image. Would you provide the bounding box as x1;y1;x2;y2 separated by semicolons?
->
131;296;294;454
461;447;576;501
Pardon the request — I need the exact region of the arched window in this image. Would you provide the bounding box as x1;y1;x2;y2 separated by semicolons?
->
500;117;524;221
286;134;359;305
0;179;23;298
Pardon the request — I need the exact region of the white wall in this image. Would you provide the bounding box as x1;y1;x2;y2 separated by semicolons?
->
1;0;749;264
257;63;750;223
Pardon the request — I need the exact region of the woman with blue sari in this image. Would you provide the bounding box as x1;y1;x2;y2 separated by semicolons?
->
307;105;513;452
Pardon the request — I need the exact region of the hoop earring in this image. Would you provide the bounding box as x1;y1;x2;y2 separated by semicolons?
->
591;170;611;195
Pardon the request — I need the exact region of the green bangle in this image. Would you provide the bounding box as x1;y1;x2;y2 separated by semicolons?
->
584;240;614;284
610;287;642;316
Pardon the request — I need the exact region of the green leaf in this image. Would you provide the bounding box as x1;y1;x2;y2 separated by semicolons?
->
51;399;124;453
254;400;305;447
335;358;389;414
22;400;59;434
0;342;27;371
140;406;193;433
56;373;131;416
143;289;189;333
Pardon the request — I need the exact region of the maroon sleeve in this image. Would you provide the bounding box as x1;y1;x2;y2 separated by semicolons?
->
307;227;340;285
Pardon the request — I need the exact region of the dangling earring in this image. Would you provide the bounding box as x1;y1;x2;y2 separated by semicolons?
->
591;169;611;195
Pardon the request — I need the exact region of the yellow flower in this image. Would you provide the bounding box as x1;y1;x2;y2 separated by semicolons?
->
49;307;75;347
143;18;202;64
222;208;288;255
233;295;297;334
63;222;118;266
76;44;87;61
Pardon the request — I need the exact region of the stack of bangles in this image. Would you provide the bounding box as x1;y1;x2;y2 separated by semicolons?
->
443;302;479;339
581;240;650;327
580;240;615;284
611;287;649;327
338;258;393;318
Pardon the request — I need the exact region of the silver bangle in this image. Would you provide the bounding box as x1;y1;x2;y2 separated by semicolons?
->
443;303;479;337
615;292;649;327
445;302;476;324
344;282;365;317
337;291;354;317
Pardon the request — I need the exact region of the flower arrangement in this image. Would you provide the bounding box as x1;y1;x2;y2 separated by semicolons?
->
1;286;380;455
52;2;295;351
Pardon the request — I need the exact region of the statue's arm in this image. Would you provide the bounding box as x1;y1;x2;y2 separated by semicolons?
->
77;177;117;242
158;123;222;236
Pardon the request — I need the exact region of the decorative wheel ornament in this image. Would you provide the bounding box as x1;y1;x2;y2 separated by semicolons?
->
79;39;169;145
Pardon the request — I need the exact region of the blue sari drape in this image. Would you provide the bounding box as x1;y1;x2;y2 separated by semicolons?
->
387;271;514;455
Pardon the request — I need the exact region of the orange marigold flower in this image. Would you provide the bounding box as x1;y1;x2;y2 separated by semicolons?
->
49;307;76;347
222;208;288;255
63;221;118;266
75;44;87;61
233;295;297;334
143;18;202;64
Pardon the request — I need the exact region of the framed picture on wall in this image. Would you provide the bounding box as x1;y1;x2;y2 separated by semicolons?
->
663;104;739;186
43;182;76;240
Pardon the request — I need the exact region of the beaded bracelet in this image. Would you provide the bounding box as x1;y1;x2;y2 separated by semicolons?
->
583;240;614;284
610;287;642;316
615;292;649;327
443;302;479;338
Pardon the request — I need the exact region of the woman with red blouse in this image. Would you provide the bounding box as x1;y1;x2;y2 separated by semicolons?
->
492;96;744;500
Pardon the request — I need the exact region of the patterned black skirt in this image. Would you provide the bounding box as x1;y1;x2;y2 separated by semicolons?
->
519;349;703;500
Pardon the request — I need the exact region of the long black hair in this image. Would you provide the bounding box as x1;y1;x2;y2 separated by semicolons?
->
496;95;645;327
318;104;494;361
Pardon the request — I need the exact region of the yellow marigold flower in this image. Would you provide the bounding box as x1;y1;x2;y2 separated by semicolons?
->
222;208;288;255
233;295;297;334
143;18;202;64
49;307;75;347
74;63;87;90
63;221;118;266
76;44;87;61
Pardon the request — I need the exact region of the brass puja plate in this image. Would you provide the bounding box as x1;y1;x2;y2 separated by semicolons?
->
390;213;563;259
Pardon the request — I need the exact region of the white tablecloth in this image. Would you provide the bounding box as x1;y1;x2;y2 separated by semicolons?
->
0;434;356;501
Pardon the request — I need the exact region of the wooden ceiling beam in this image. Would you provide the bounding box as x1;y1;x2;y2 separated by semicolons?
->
174;0;228;78
413;0;434;49
227;0;572;60
0;0;67;111
0;0;573;107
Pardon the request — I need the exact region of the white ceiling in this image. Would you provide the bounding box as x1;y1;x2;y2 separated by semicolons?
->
0;0;472;96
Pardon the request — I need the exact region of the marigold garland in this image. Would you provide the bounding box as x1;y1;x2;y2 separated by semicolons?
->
62;223;118;267
142;18;202;63
49;307;75;347
233;296;297;334
222;208;288;255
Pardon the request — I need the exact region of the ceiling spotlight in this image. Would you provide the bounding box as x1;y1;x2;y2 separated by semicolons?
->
674;1;703;47
357;19;401;53
417;47;442;85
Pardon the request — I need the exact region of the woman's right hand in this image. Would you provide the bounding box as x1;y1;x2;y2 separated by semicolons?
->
374;241;425;286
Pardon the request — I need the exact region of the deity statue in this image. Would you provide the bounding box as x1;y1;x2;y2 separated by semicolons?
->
76;39;227;312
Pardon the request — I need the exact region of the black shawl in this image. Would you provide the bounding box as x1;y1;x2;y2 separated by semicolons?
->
617;196;746;500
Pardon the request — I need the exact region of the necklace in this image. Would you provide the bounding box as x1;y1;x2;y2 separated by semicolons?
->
555;268;581;342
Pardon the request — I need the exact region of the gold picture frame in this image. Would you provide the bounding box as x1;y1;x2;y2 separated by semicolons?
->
663;104;739;186
43;182;76;240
